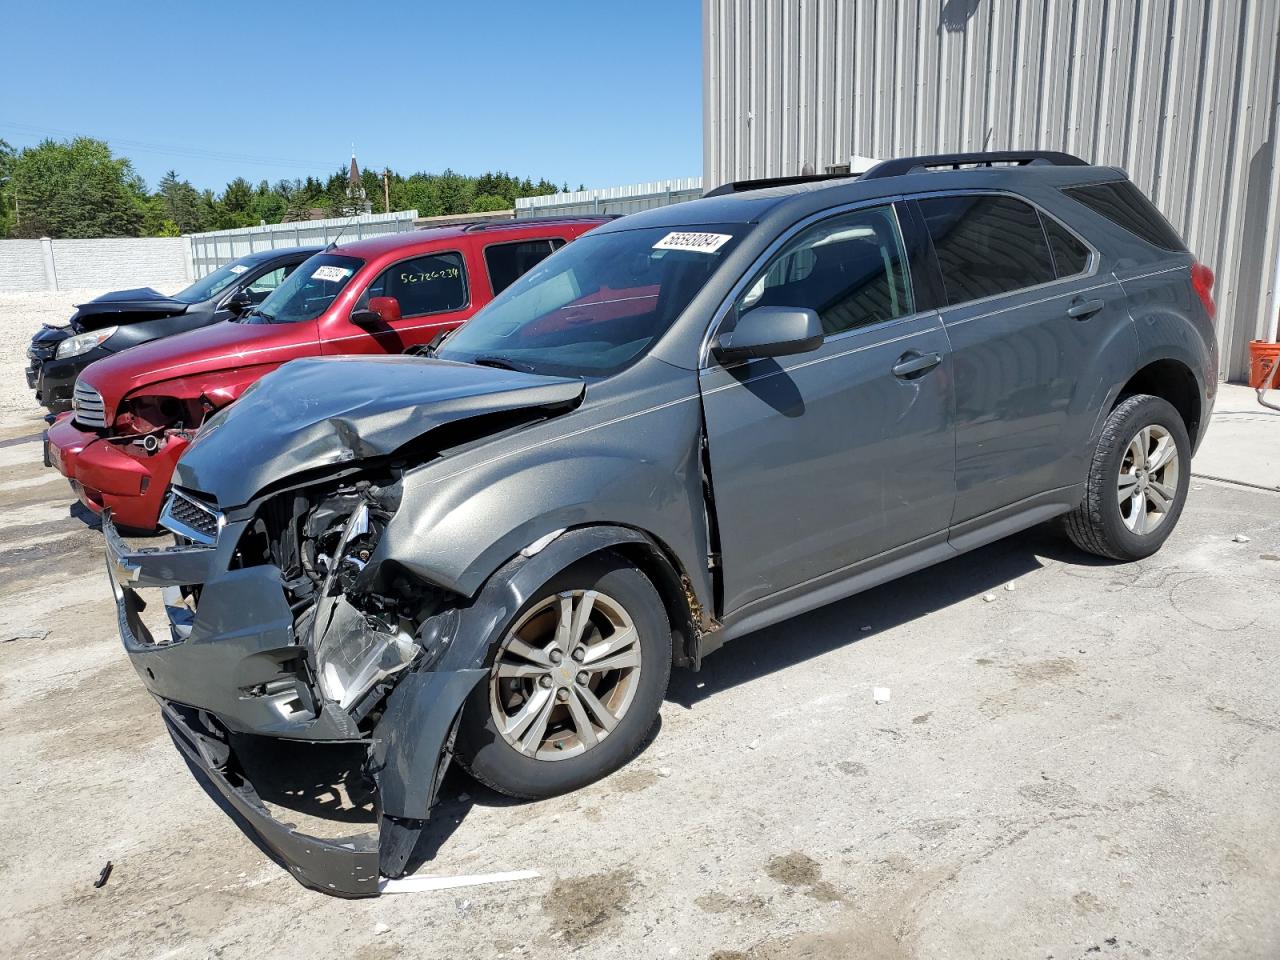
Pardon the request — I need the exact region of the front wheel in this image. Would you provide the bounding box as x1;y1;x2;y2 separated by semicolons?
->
454;554;671;800
1063;394;1191;561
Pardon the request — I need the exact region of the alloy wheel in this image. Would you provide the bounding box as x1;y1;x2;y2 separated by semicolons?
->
489;590;643;761
1117;423;1181;535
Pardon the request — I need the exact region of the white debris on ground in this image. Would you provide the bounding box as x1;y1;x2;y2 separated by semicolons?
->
1232;533;1252;543
983;593;997;602
378;869;540;895
873;687;891;704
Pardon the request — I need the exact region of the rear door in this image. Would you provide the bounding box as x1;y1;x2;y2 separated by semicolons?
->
700;201;956;615
914;192;1134;527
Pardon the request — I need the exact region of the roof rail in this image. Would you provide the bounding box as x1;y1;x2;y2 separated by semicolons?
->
462;214;620;232
861;150;1089;180
703;173;859;198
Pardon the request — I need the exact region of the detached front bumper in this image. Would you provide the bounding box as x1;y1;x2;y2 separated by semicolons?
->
103;513;484;897
47;416;187;531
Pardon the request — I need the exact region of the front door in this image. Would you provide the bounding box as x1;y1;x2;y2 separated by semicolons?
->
914;193;1135;524
327;250;474;355
700;202;956;616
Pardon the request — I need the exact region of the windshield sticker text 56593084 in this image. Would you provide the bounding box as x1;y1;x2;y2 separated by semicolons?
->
652;231;733;254
400;267;460;284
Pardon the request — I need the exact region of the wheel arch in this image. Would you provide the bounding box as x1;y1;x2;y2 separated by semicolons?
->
1113;357;1203;448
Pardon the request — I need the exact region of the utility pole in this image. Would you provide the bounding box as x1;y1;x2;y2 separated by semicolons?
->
383;168;391;214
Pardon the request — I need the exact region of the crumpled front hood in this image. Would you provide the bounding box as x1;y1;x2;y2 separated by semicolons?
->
72;287;188;329
175;356;585;506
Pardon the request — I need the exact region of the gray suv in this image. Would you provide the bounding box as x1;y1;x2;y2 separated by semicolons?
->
105;151;1218;895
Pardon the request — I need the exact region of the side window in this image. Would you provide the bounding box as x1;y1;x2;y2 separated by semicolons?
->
917;194;1056;305
243;264;294;303
484;238;565;296
1041;215;1091;277
734;204;914;335
1062;181;1186;252
365;251;467;318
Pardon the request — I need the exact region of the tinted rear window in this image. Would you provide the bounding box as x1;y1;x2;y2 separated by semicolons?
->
1063;181;1186;251
1042;215;1092;277
918;194;1057;305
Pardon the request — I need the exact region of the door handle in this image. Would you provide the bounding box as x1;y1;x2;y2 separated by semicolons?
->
1067;298;1104;319
891;351;942;378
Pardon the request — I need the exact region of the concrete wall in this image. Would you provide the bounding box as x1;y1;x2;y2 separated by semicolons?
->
0;237;190;292
703;0;1280;381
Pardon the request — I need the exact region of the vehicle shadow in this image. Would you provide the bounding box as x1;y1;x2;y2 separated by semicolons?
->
666;525;1114;708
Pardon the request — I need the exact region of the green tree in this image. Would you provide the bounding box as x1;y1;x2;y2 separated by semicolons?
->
0;139;15;236
8;137;145;238
158;169;208;233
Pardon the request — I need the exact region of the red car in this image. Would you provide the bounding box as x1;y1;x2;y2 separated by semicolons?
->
46;217;606;531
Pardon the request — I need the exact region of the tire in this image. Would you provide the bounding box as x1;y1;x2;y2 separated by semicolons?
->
454;553;671;800
1063;394;1191;561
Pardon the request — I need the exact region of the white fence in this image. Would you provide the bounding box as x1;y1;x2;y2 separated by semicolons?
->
0;237;190;292
187;210;419;277
516;178;703;218
0;211;423;291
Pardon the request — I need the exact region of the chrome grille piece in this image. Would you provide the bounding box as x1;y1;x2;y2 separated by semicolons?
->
72;380;107;429
159;488;223;545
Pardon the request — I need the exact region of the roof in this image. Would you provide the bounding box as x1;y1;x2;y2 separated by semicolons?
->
329;217;612;258
240;245;324;264
594;159;1128;236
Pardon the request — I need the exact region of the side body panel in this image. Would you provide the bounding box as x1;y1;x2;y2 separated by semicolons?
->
369;357;716;611
699;311;955;615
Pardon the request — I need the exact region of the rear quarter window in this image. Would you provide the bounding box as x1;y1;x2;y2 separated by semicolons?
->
1062;181;1186;252
917;194;1057;305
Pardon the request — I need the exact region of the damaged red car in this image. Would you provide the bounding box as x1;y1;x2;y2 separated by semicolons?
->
45;217;606;531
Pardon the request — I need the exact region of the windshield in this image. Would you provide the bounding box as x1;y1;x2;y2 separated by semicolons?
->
174;258;257;304
437;225;745;377
243;254;364;324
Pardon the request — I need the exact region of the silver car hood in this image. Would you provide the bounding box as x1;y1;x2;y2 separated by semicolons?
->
174;355;584;506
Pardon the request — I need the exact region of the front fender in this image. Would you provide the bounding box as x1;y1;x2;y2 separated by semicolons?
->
371;388;714;611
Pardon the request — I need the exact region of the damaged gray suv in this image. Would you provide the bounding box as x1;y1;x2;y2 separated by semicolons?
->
106;151;1218;895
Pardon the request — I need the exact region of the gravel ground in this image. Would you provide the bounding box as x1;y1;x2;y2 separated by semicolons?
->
0;287;183;414
0;293;1276;959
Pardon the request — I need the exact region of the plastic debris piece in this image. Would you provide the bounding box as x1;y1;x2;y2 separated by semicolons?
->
657;767;673;778
982;593;997;603
3;628;49;643
374;922;391;935
748;738;761;750
1231;533;1252;543
94;862;113;889
379;869;540;895
873;687;891;704
1004;582;1016;592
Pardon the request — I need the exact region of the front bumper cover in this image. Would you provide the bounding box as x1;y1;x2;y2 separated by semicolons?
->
103;512;485;897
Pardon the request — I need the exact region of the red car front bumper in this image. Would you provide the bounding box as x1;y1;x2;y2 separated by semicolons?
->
45;415;188;532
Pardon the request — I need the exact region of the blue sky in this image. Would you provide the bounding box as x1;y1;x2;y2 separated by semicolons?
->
1;0;703;193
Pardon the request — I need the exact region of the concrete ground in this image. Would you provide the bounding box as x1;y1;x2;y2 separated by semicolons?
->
0;294;1277;959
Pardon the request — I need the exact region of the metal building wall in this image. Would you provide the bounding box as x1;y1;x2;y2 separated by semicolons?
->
702;0;1280;380
516;179;704;218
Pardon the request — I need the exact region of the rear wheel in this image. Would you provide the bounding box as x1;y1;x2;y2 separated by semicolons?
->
454;555;671;800
1063;394;1191;560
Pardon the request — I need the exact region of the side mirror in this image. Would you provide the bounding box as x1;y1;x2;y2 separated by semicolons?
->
351;295;402;328
712;306;824;364
223;290;253;316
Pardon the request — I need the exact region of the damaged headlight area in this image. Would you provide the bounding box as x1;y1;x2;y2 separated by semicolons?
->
231;471;452;727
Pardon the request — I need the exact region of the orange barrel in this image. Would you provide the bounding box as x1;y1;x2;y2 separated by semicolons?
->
1249;339;1280;389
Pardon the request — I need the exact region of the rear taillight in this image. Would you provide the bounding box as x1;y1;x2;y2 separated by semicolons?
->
1191;262;1216;319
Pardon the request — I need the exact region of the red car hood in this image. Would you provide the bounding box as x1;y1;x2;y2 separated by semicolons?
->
79;319;318;416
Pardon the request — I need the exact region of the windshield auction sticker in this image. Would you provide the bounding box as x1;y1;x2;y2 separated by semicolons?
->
652;231;733;254
228;264;249;275
312;265;353;283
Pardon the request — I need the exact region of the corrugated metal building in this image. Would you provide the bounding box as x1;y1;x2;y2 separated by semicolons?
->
515;179;704;218
702;0;1280;380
